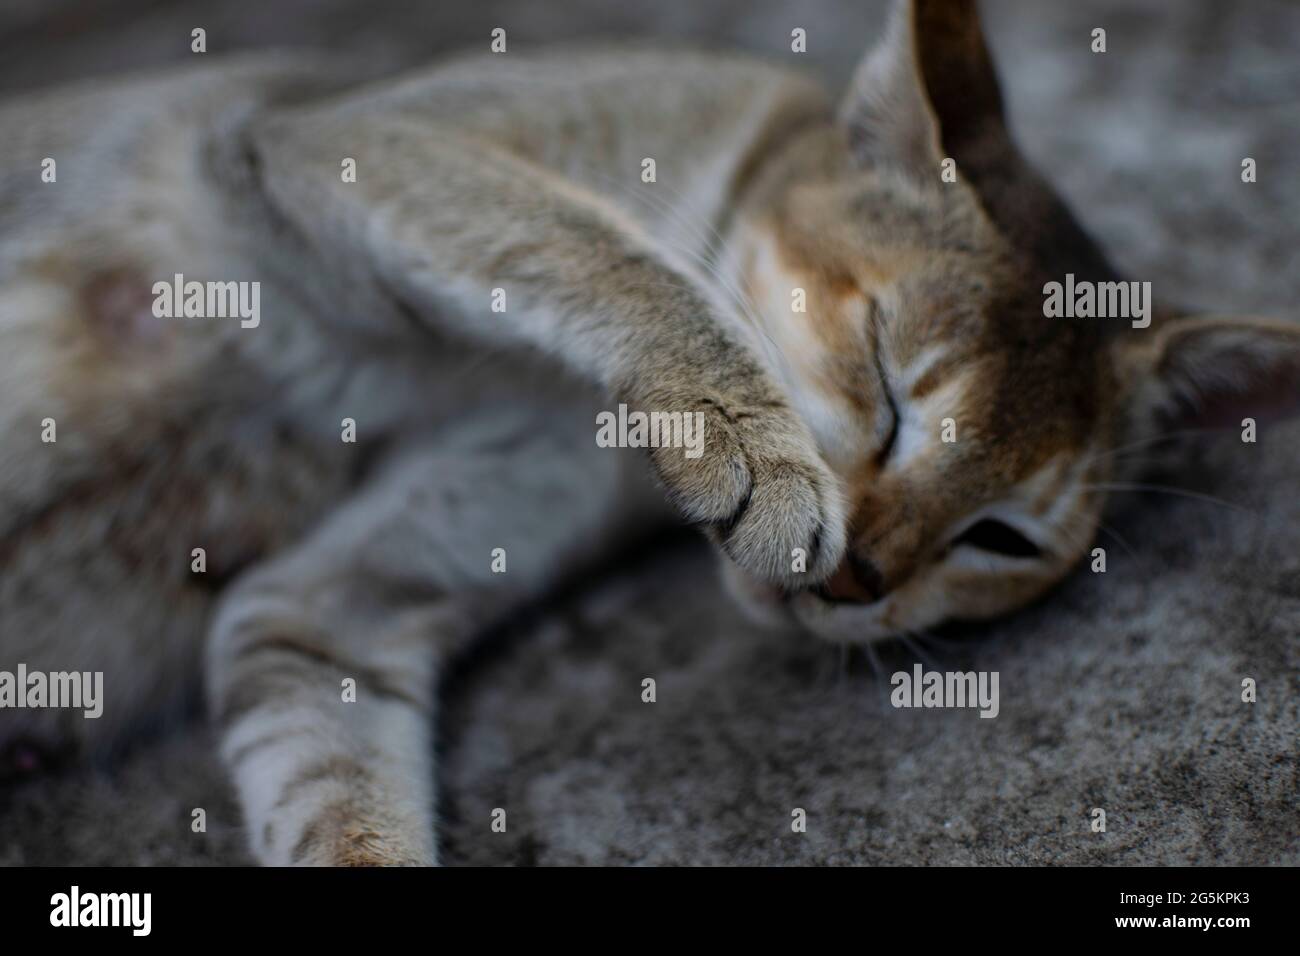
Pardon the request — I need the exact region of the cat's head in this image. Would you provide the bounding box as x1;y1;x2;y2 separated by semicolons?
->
728;0;1300;642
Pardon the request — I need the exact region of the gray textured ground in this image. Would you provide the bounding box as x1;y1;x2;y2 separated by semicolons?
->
1;0;1297;865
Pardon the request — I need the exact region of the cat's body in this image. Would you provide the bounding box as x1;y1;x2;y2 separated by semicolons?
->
0;51;695;752
0;44;844;861
2;1;1296;864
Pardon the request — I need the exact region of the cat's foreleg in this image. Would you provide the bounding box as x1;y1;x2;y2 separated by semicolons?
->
244;111;847;587
206;415;630;865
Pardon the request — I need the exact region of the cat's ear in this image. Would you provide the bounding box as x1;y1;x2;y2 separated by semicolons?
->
1114;317;1300;436
840;0;1121;280
839;0;1005;181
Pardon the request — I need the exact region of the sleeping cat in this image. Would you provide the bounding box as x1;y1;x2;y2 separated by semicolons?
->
0;0;1296;864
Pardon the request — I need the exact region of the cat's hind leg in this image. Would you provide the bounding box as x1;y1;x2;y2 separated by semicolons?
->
205;409;639;865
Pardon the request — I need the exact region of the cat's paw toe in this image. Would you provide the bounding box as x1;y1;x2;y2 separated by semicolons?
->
713;452;846;588
642;395;846;588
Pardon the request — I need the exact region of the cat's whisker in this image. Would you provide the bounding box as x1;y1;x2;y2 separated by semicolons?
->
860;639;895;714
1079;482;1250;513
1092;518;1143;567
1038;509;1147;577
900;627;947;665
861;639;882;682
896;632;940;671
907;623;966;654
632;175;738;266
1081;426;1232;470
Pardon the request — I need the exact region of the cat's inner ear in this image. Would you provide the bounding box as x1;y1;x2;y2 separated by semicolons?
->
1116;317;1300;434
839;0;1005;181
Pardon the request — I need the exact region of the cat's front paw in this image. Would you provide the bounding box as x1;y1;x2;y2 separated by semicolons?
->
634;388;847;588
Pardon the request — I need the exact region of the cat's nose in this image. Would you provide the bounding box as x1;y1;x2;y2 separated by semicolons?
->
818;552;887;604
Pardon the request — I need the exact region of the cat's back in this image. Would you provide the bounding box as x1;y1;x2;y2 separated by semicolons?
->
272;44;832;245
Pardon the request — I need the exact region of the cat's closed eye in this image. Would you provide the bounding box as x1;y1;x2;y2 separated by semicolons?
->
872;344;900;465
875;384;900;465
952;519;1043;559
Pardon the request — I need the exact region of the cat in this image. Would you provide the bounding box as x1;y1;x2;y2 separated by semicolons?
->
0;0;1295;864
